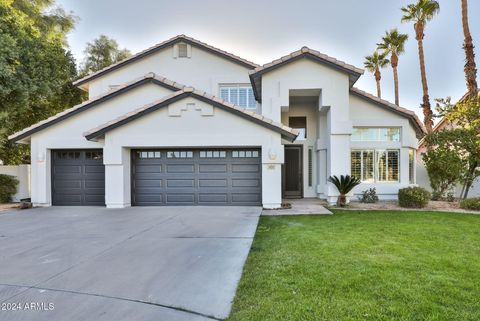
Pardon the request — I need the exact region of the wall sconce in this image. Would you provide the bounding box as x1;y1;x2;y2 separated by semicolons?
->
37;152;45;163
268;149;277;160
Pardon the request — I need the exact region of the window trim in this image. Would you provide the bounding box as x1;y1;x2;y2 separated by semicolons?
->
409;149;415;184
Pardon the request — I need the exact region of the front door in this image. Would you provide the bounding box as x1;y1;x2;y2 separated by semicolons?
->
283;145;303;198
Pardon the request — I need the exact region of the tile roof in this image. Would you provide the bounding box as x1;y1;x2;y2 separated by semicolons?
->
249;46;364;102
9;73;185;142
84;87;299;142
73;35;259;88
350;87;427;137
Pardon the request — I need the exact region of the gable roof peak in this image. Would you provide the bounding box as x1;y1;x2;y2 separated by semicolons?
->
73;34;260;88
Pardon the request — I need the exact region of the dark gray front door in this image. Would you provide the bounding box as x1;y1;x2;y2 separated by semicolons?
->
52;149;105;205
131;149;262;206
283;145;303;198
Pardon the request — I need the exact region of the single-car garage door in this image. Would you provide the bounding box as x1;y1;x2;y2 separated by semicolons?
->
132;149;262;206
52;149;105;205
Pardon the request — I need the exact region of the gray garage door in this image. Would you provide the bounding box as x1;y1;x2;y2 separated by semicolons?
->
132;149;262;206
52;150;105;206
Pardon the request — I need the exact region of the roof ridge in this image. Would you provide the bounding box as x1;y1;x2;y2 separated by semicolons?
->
73;35;259;87
250;46;364;75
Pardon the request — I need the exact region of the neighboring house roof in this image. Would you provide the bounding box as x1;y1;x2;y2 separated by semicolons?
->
73;35;260;88
249;46;364;102
350;87;427;138
84;87;299;142
9;73;185;143
418;89;479;147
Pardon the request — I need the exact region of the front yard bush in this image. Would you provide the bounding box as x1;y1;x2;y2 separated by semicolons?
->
460;198;480;211
0;174;19;203
398;187;431;208
358;188;379;203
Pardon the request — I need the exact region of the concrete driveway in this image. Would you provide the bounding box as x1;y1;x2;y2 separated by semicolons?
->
0;206;261;321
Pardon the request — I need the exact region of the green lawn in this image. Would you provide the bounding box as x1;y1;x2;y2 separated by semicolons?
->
228;211;480;321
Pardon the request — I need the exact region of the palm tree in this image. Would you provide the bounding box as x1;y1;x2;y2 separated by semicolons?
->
401;0;440;133
328;175;361;207
378;29;409;106
364;51;390;98
461;0;478;97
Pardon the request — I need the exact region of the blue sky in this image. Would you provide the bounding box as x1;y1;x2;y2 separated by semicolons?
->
57;0;479;120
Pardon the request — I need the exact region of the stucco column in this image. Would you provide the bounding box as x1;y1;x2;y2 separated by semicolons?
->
261;141;284;209
30;142;51;206
104;145;131;208
325;106;353;205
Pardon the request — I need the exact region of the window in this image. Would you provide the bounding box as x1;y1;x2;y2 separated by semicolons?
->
178;43;188;58
86;151;103;160
220;85;256;109
289;117;307;141
57;151;80;160
232;150;259;158
167;151;193;158
137;151;161;159
200;150;226;158
352;127;401;142
351;149;399;182
409;149;415;184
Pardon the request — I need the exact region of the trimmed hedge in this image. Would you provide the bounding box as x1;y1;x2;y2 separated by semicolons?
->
398;187;431;208
0;174;19;203
460;198;480;211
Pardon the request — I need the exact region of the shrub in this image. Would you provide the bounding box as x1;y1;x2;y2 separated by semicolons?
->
459;198;480;211
328;175;361;207
398;187;431;208
0;174;19;203
359;188;379;203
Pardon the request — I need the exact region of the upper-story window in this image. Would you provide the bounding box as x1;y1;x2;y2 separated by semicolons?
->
352;127;401;142
289;117;307;141
220;85;256;109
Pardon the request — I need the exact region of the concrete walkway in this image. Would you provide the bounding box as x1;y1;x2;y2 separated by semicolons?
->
0;206;261;321
262;198;332;215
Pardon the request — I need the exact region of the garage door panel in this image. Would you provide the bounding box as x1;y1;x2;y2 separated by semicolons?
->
132;149;261;206
166;164;195;173
135;165;162;173
52;150;105;206
166;194;195;204
198;164;227;173
232;178;260;187
199;179;228;187
198;193;228;203
166;179;195;188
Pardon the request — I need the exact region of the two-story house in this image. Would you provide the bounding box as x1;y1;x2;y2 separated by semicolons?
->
9;35;426;208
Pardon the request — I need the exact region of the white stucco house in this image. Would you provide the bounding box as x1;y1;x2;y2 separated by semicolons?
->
9;35;426;208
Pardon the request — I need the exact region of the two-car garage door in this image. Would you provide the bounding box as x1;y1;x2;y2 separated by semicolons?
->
131;149;262;206
51;148;262;206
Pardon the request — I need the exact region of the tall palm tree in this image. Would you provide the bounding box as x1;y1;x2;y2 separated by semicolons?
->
378;29;409;106
461;0;478;97
401;0;440;133
364;51;389;98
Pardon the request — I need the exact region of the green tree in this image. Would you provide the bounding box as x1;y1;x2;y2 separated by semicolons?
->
378;29;409;106
435;96;480;198
401;0;440;133
364;51;389;98
0;0;84;164
80;35;131;75
422;130;466;199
